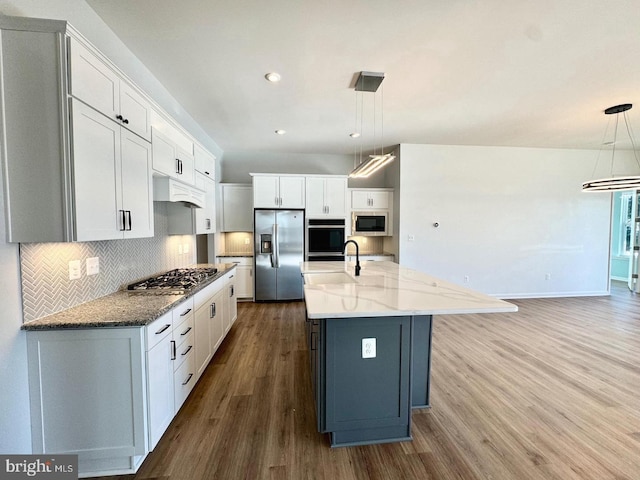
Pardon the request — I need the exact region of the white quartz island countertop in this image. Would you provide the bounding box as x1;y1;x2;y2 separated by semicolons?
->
301;261;517;319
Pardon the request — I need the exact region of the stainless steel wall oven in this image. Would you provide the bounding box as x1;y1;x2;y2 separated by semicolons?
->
305;218;346;261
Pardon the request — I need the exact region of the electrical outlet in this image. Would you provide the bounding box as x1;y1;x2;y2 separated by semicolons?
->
244;238;250;245
464;275;469;283
183;243;190;254
86;257;99;276
68;260;81;280
407;235;415;242
362;338;376;359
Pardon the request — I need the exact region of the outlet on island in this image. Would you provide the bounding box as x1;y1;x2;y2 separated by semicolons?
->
362;338;377;359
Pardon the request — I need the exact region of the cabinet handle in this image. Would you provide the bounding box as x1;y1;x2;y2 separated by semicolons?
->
116;114;130;125
206;218;211;230
310;331;317;351
119;210;126;231
182;373;194;386
126;210;132;231
181;345;193;356
204;171;210;175
171;340;176;360
176;158;181;174
250;268;252;277
230;285;234;297
180;308;192;316
123;118;129;124
155;324;171;335
210;302;216;318
180;326;192;336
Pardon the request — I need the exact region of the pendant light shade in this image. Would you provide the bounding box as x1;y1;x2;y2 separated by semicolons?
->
349;71;395;178
583;103;640;192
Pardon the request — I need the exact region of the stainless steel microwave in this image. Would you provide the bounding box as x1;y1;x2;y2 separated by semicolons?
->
352;211;389;236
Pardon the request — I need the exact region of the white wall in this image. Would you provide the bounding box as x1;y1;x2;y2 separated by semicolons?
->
397;144;617;297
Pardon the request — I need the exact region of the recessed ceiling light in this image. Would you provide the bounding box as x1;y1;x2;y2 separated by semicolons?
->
265;72;281;83
275;129;286;135
350;132;361;138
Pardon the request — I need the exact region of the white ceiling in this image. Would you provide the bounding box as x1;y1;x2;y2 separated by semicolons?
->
86;0;640;156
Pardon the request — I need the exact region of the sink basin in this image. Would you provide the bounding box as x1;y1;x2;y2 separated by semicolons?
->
304;272;357;285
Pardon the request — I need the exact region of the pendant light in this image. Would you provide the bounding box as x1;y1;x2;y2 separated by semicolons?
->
348;71;395;178
582;103;640;192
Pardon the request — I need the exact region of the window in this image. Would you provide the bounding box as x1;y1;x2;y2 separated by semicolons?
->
619;193;634;256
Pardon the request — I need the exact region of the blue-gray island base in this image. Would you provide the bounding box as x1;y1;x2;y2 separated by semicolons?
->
306;313;433;447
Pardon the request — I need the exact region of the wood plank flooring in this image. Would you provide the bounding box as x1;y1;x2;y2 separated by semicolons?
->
95;282;640;480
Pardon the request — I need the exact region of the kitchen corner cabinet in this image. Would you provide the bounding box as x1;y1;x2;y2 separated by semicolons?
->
0;17;154;242
306;176;347;218
220;184;253;232
252;174;305;209
217;257;253;299
350;188;392;210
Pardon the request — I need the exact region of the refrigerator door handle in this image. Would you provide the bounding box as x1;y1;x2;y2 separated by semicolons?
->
273;223;280;268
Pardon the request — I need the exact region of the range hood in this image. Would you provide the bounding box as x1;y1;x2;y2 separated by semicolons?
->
153;177;205;208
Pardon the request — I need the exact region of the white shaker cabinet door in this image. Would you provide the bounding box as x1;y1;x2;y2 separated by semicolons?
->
279;176;305;208
253;175;280;208
121;130;154;239
119;82;152;141
323;177;347;216
146;331;175;451
68;36;119;120
71;100;122;241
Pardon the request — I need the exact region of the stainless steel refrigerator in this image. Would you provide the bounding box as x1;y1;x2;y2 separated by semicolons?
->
254;209;304;301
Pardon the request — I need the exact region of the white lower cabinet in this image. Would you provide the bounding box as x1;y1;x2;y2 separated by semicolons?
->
26;297;204;477
217;257;253;300
194;281;225;381
27;328;148;476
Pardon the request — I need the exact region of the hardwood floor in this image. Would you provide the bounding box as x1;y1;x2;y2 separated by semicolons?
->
96;282;640;480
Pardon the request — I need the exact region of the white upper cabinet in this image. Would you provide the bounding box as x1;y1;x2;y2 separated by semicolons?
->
71;99;153;241
0;18;161;242
351;189;392;210
306;176;347;218
195;175;216;234
194;143;216;179
220;184;253;232
69;37;151;141
151;128;195;186
252;174;305;209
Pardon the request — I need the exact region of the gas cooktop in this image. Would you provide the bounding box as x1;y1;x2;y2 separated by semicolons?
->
127;267;218;294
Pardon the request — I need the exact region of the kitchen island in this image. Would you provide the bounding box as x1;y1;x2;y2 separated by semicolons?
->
301;261;517;447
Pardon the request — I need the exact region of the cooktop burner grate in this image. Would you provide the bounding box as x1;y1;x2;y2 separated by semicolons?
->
127;267;218;293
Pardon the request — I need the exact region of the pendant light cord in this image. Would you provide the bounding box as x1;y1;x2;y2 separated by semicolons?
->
623;111;640;169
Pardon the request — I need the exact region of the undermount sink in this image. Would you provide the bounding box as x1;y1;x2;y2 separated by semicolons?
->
304;272;357;285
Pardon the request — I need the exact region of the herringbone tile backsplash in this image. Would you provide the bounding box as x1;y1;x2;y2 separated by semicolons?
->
20;203;198;323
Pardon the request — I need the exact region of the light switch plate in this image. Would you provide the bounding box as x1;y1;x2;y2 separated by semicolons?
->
68;260;81;280
183;243;190;254
362;338;376;359
86;257;99;276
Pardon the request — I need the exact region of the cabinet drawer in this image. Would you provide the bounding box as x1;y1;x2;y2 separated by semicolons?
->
174;352;196;410
173;330;194;372
146;311;173;350
174;315;194;349
222;257;252;266
173;298;194;327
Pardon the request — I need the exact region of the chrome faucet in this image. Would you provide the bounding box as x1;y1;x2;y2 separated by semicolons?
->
343;240;361;276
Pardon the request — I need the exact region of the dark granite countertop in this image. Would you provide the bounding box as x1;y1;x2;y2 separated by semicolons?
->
21;263;236;331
